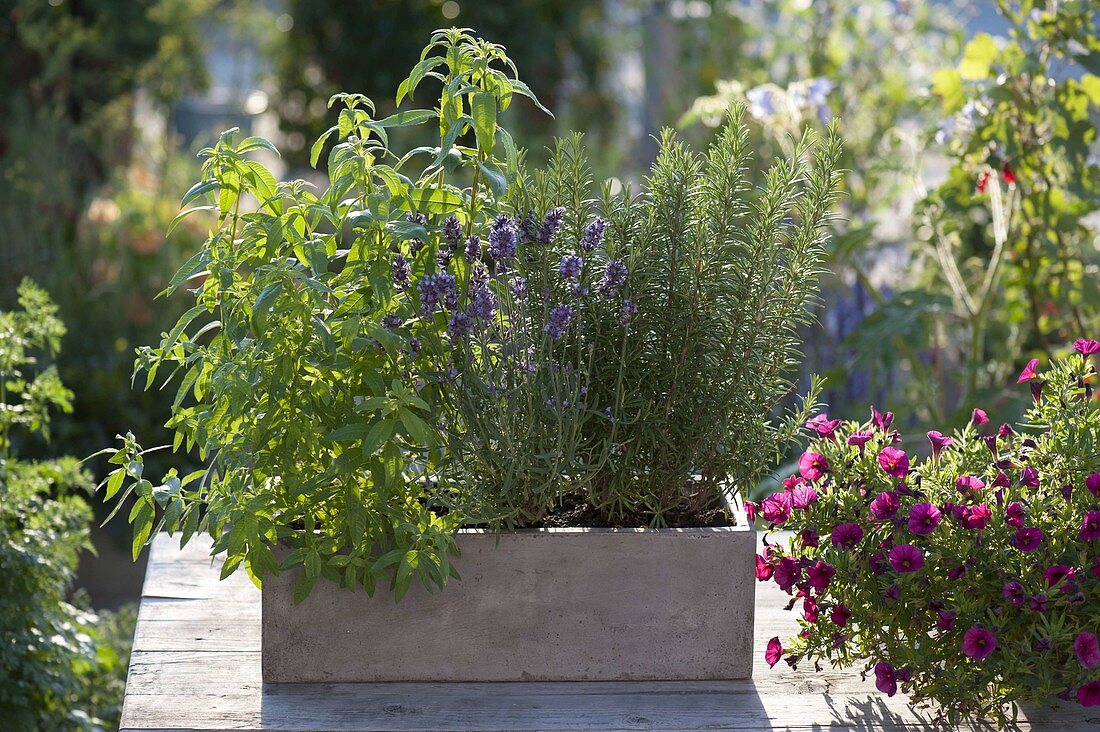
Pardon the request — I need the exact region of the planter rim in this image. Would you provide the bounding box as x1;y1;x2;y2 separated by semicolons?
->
456;506;751;536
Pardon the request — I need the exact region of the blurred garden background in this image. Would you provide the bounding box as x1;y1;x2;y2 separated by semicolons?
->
0;0;1096;728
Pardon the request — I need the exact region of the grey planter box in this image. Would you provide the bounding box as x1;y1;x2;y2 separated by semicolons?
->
262;517;756;683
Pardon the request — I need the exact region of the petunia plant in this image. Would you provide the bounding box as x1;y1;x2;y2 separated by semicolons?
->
755;339;1100;724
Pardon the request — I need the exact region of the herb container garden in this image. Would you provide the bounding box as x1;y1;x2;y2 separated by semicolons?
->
263;512;755;683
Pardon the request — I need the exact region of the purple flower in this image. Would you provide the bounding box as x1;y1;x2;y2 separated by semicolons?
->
1002;580;1025;606
992;471;1011;488
831;603;851;627
883;583;900;602
579;218;606;252
791;484;818;510
1020;466;1040;488
754;554;774;581
831;522;864;550
1017;358;1039;383
772;557;801;593
874;662;897;697
877;447;909;478
1028;593;1047;613
803;597;819;623
955;475;985;492
599;259;628;296
798;528;820;548
765;637;783;668
464;235;481;262
489;214;517;260
510;276;528;299
907;503;942;535
1087;473;1100;496
847;431;873;450
469;287;498;323
971;408;989;426
806;560;836;592
870;405;894;431
746;86;775;117
442;214;462;248
963;503;992;530
870;491;900;520
797;452;829;482
962;626;997;660
807;414;842;439
927;430;954;456
539;207;566;244
1081;511;1100;542
619;299;638;326
936;610;957;631
1044;564;1075;590
558;254;583;279
761;492;792;525
1012;527;1043;552
392;254;410;291
382;313;402;329
888;544;923;573
447;311;473;339
1078;681;1100;707
1005;502;1025;528
1074;338;1100;356
1076;633;1100;668
544;303;575;341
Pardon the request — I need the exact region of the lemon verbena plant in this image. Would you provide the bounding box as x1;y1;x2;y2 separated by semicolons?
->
97;28;844;602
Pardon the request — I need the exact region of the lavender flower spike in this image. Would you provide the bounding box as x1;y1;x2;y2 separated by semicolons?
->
580;218;607;252
559;254;583;280
545;303;575;341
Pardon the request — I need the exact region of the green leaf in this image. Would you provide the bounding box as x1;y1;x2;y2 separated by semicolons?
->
310;125;339;168
477;160;507;199
131;502;154;561
104;470;126;501
180;179;220;208
237;136;281;156
326;423;372;442
166;205;217;238
399;408;435;446
470;92;497;156
959;33;999;80
397;56;446;105
930;69;964;113
406;187;463;214
374;109;438;128
362;419;395;457
293;571;317;605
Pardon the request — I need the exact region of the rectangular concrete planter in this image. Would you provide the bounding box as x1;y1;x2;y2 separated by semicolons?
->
262;516;756;683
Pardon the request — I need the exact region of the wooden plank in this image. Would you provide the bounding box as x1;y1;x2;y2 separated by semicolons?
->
120;533;1100;732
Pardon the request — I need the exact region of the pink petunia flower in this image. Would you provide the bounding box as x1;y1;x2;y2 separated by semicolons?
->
847;431;874;451
791;484;818;510
888;544;923;573
992;471;1011;488
1002;580;1025;606
1087;473;1100;497
907;503;942;535
765;637;783;668
956;475;985;493
936;610;957;631
806;560;836;592
870;491;900;520
1012;527;1044;552
1074;339;1100;356
806;414;842;439
755;553;774;581
874;662;897;697
1020;466;1040;488
1044;564;1076;591
803;597;819;623
831;603;851;628
963;503;992;530
798;452;829;481
1077;681;1100;707
772;557;801;593
1081;511;1100;542
927;430;954;457
1017;358;1039;383
971;408;989;426
762;492;792;525
962;626;997;660
1005;501;1025;528
877;447;910;478
871;405;894;431
831;522;864;550
1075;632;1100;668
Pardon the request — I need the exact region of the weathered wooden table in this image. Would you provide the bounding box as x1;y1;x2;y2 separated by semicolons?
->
122;533;1100;731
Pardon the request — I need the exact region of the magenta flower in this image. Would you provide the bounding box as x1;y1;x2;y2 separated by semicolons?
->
936;610;957;631
1005;501;1025;528
803;597;819;623
1012;527;1043;552
847;431;874;451
955;475;985;492
907;502;942;535
761;492;792;525
773;557;801;593
806;414;841;439
831;603;851;628
998;423;1014;438
806;560;836;592
1074;338;1100;356
1078;681;1100;707
798;451;829;481
1028;593;1048;613
888;544;923;573
1044;564;1075;590
1020;466;1040;488
971;408;989;426
754;553;774;581
1087;473;1100;496
1017;358;1039;383
831;522;864;549
744;501;757;522
992;471;1011;488
962;626;997;660
927;430;954;457
798;528;820;548
869;491;900;520
871;406;894;431
1081;511;1100;542
791;484;818;510
1002;580;1025;606
877;447;910;478
874;662;897;697
765;636;783;668
1076;633;1100;668
963;503;992;530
